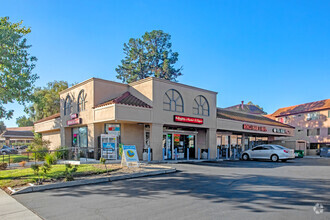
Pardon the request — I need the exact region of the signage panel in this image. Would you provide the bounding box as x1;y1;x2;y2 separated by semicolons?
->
121;145;139;167
272;128;290;134
70;113;78;119
243;124;267;132
174;115;203;124
67;118;81;126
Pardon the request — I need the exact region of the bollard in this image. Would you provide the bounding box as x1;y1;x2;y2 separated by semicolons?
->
162;148;165;161
226;148;228;160
174;148;177;161
148;147;151;162
187;148;189;161
198;148;201;160
207;149;210;160
217;148;220;160
233;148;236;160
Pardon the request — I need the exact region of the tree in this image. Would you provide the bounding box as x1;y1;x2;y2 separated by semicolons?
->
16;115;34;127
0;121;6;133
26;81;69;121
247;101;267;114
0;17;38;119
116;30;182;83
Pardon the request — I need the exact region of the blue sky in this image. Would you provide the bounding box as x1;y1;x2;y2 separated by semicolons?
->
1;0;329;127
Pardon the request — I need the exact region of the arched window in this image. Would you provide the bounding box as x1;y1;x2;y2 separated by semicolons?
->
64;95;72;115
193;95;209;116
163;89;184;112
77;90;85;112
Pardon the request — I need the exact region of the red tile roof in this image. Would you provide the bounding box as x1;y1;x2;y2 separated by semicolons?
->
270;99;330;117
94;92;152;109
34;113;61;124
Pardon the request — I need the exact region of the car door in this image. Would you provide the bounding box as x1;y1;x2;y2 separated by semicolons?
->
260;146;273;159
250;146;264;159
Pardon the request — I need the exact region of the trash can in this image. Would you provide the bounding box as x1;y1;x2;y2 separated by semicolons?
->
294;150;304;158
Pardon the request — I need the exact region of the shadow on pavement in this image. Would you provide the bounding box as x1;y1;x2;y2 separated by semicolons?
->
47;164;330;213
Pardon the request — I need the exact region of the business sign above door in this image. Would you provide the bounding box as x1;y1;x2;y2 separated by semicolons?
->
67;118;81;126
243;124;267;132
272;128;290;134
174;115;203;124
70;113;78;119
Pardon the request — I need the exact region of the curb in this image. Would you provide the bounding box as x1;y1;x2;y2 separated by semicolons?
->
9;168;176;195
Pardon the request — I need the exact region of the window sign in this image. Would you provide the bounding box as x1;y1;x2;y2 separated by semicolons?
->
105;124;121;136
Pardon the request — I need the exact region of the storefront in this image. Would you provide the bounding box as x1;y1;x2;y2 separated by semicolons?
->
216;108;295;159
34;77;294;161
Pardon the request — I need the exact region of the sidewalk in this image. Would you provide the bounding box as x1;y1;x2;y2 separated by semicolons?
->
0;189;41;220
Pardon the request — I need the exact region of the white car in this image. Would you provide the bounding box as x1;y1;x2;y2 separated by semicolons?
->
241;145;295;162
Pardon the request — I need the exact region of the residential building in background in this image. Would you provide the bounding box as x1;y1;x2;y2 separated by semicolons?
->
268;99;330;155
0;126;34;146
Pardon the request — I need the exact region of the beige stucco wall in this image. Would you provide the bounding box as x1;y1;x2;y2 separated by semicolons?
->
93;79;128;106
42;130;61;150
34;117;61;133
121;123;144;159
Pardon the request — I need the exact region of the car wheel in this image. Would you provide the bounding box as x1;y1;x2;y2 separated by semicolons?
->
2;152;6;155
242;153;249;161
271;154;279;162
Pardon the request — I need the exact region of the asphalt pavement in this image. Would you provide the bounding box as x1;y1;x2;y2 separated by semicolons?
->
13;158;330;220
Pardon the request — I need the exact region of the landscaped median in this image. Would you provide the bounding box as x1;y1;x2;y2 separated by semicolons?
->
0;163;176;195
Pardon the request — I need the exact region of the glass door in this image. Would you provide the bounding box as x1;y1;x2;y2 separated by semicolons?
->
162;133;172;160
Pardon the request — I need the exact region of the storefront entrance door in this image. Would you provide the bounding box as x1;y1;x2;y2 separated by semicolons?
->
163;132;196;160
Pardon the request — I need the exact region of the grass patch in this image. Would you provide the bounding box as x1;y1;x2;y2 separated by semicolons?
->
0;164;107;188
0;154;34;163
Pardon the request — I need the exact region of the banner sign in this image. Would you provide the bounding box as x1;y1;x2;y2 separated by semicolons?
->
121;145;139;167
174;115;203;124
243;124;267;132
67;118;81;126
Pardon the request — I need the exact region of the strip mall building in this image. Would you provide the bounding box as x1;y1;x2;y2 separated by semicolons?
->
34;77;294;160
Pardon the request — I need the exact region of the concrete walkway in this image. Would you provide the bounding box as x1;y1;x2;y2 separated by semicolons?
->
0;189;41;220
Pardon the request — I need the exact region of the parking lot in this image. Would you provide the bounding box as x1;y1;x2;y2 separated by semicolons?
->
14;158;330;220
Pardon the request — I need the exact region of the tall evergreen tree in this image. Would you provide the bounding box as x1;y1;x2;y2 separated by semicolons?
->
116;30;182;83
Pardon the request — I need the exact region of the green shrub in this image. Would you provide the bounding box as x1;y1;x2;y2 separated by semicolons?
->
100;157;109;175
54;146;69;160
27;132;50;161
45;153;57;165
64;164;78;181
31;164;41;184
0;163;8;170
41;163;52;181
28;145;49;161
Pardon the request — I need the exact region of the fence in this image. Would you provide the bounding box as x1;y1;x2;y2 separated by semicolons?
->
1;148;70;166
1;147;102;166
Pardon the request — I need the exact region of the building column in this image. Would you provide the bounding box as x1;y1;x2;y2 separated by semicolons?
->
206;128;217;159
150;123;163;161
